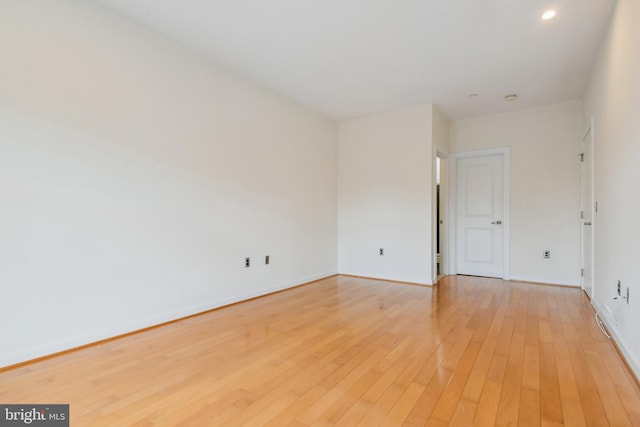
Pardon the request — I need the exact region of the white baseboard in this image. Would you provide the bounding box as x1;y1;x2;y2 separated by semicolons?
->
338;271;432;286
0;271;336;369
593;302;640;382
508;275;580;287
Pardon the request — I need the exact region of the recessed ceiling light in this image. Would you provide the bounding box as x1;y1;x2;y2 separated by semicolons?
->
469;93;478;98
504;94;518;102
542;10;556;20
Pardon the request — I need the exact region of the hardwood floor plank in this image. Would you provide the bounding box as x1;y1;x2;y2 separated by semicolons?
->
403;367;453;426
1;275;639;426
472;379;503;427
518;387;541;427
539;342;564;425
333;399;371;426
565;339;611;427
461;296;507;402
380;382;425;426
429;341;482;423
357;383;404;427
448;397;478;427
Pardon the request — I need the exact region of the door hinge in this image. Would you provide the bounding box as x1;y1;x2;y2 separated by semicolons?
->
595;202;598;213
579;153;584;162
580;211;584;219
581;268;584;277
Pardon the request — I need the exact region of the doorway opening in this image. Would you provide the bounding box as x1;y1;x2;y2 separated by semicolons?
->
437;156;442;278
581;121;594;299
436;156;441;276
434;153;448;282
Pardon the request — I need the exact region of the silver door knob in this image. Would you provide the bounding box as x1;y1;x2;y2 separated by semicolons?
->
584;222;592;226
491;220;502;225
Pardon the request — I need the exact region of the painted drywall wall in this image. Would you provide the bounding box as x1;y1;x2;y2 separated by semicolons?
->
450;101;582;286
583;0;640;377
433;107;451;154
338;104;433;284
0;0;337;367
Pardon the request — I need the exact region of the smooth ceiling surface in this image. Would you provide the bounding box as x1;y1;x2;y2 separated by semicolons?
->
96;0;615;119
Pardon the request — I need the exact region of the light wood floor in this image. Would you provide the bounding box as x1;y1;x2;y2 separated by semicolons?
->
1;275;639;426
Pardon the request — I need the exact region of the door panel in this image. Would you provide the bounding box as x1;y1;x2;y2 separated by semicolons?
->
456;154;504;278
465;164;495;216
465;228;494;263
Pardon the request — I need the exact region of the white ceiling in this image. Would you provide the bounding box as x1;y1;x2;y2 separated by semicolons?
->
96;0;615;120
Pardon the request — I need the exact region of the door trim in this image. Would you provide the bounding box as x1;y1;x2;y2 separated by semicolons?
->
449;147;510;279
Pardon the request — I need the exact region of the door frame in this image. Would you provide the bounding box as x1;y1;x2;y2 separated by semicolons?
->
448;147;511;279
581;117;595;297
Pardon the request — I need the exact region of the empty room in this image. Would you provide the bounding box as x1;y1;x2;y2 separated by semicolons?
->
1;0;639;425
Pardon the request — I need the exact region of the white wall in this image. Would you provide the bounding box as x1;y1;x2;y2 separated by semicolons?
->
0;0;337;368
432;107;451;154
583;0;640;378
450;101;583;286
338;104;433;284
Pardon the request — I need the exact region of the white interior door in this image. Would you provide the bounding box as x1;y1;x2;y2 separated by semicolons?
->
456;154;504;278
582;128;594;298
